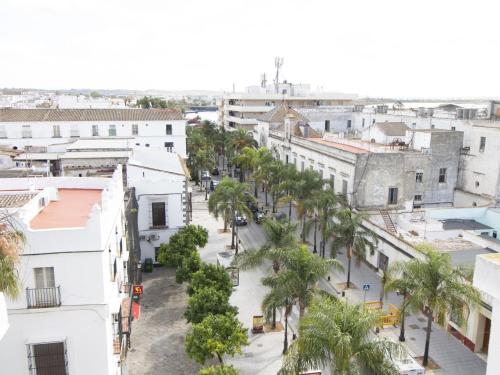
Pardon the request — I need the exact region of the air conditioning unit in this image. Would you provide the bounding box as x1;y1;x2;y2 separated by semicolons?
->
149;233;160;241
139;235;146;241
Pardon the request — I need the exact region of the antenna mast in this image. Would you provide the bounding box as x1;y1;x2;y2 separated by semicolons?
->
274;57;284;94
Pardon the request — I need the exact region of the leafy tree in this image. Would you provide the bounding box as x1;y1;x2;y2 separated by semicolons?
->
236;218;298;328
158;225;208;268
279;296;402;375
208;178;253;251
199;365;239;375
263;245;343;317
0;226;24;298
188;263;233;297
89;91;102;98
229;129;257;156
331;207;377;288
185;287;238;324
185;313;249;365
181;225;209;247
137;96;168;109
400;244;481;366
175;251;202;284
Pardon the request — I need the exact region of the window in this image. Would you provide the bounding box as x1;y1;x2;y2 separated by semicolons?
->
132;124;139;136
166;124;172;135
330;174;335;190
388;187;398;205
479;137;486;153
318;169;323;178
415;172;423;183
301;161;305;172
34;267;55;289
438;168;447;183
152;202;166;227
414;194;422;201
22;124;32;138
70;124;79;137
52;125;61;138
109;125;117;136
0;125;6;138
451;126;456;131
342;180;348;195
347;120;352;128
27;342;68;375
92;125;99;136
431;124;435;129
145;143;150;147
325;120;330;132
164;142;174;152
285;155;289;164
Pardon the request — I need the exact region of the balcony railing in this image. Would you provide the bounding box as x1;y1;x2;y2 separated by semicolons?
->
26;286;61;308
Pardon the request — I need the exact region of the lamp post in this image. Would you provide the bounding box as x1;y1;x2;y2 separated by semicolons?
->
313;213;318;254
283;298;289;354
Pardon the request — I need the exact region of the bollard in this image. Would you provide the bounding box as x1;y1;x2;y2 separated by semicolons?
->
292;334;297;340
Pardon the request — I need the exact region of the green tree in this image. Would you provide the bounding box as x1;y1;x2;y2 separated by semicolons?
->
185;287;238;324
280;296;402;375
188;263;233;297
185;313;249;365
331;207;377;288
208;178;253;251
229;129;257;156
200;365;239;375
263;246;343;318
137;96;168;109
89;91;102;98
253;147;274;205
158;225;208;268
175;251;202;284
235;218;298;328
400;244;481;366
0;225;24;298
194;148;216;192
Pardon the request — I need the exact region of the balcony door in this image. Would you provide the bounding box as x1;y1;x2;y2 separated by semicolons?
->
33;267;56;307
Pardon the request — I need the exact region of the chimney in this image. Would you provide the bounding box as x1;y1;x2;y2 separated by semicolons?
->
303;124;309;138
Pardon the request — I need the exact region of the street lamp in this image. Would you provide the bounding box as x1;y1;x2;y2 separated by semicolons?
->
283;298;289;354
313;213;318;254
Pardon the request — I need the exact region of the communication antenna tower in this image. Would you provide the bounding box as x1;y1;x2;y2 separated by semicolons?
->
274;57;284;94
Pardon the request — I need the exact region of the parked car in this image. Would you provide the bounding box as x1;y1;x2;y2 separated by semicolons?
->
210;180;220;191
212;168;220;176
235;214;248;226
274;212;287;221
201;170;210;180
254;210;265;224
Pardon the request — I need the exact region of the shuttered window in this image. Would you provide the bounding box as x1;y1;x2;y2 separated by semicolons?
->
34;267;55;288
152;202;166;227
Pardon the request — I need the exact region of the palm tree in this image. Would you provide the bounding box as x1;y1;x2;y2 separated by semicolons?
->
193;147;216;192
0;221;24;298
400;244;481;367
279;295;402;375
331;207;377;289
253;148;274;205
267;160;287;213
230;128;257;155
293;170;324;242
263;245;343;318
233;146;261;186
235;218;298;328
208;178;253;251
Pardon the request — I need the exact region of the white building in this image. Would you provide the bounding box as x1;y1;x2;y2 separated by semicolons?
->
0;108;187;157
0;292;7;342
474;253;500;375
0;168;131;375
127;148;190;262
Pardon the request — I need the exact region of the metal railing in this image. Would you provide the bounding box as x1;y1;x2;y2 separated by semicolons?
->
26;286;61;308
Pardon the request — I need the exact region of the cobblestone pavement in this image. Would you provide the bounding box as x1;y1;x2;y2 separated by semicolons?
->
127;267;205;375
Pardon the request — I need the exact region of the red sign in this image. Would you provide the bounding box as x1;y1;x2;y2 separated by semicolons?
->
132;285;144;296
132;301;141;320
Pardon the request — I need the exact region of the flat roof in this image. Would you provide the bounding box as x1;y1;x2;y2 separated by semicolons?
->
60;151;130;159
128;148;185;175
307;138;369;154
30;188;102;229
450;248;495;267
442;219;492;231
67;138;134;151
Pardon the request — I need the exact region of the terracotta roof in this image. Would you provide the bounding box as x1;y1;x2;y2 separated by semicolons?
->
0;193;37;208
0;108;184;122
258;104;309;123
371;122;409;136
30;189;102;229
308;138;369;154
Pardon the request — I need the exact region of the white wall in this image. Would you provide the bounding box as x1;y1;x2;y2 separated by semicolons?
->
0;293;8;342
127;164;187;262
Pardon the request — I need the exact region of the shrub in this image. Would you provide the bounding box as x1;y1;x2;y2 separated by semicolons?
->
188;263;233;296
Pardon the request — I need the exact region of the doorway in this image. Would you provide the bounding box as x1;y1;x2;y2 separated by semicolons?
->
482;317;491;353
378;252;389;272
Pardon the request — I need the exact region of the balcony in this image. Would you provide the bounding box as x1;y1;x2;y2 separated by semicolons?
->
26;286;61;308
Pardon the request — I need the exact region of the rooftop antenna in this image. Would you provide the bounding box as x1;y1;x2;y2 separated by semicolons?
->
260;73;267;88
274;57;284;94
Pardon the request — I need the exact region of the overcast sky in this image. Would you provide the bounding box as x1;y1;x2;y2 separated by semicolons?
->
1;0;499;98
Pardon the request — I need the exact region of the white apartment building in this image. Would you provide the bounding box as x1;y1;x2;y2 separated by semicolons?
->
0;108;187;156
127;148;190;263
0;168;131;375
218;83;356;130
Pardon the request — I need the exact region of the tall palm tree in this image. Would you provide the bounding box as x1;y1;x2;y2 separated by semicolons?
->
230;128;257;155
293;170;325;242
193;147;216;192
331;207;377;289
267;160;287;213
233;146;260;186
208;178;253;251
401;244;480;366
262;245;343;318
0;221;24;298
253;148;274;205
235;218;298;328
279;295;402;375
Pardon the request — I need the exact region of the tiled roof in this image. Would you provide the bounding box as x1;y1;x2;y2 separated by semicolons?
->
0;108;184;122
0;193;37;208
258;104;309;123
